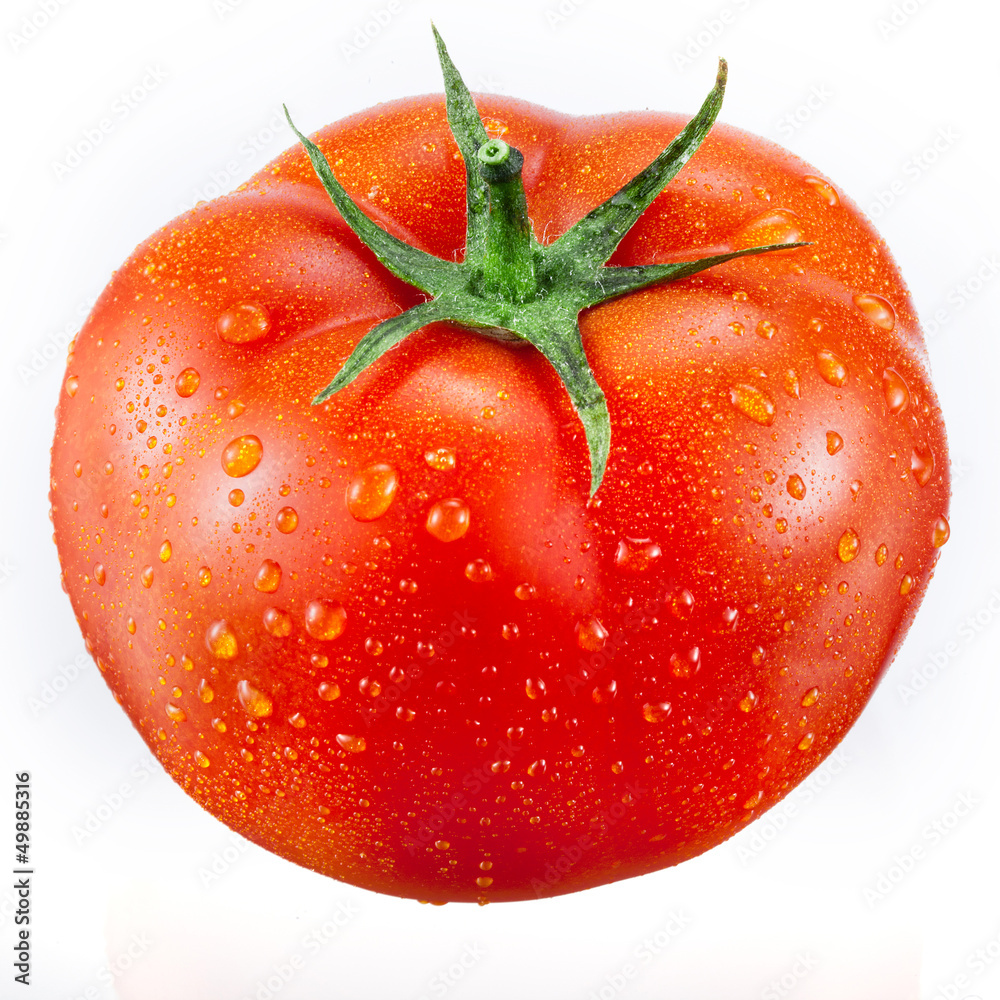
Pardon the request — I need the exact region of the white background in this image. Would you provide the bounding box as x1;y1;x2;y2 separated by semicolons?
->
1;0;997;998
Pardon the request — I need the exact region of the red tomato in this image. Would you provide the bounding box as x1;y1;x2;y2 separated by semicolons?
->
51;54;949;903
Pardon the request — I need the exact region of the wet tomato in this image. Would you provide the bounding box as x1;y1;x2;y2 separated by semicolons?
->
51;34;948;902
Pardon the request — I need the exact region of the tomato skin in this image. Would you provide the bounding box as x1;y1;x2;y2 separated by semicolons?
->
50;93;949;902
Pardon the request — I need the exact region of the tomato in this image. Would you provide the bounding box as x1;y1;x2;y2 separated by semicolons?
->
50;34;949;904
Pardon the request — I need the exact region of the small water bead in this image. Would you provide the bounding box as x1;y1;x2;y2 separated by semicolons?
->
165;703;186;723
738;691;757;712
336;733;367;753
198;679;215;703
797;733;815;751
642;701;672;723
527;759;547;777
743;790;765;809
803;175;840;207
304;599;347;641
729;384;776;426
346;463;399;522
318;681;341;701
614;537;662;573
910;444;934;487
670;589;695;619
816;349;848;386
238;680;274;717
756;320;776;340
263;607;293;638
932;516;950;548
786;475;806;500
211;718;226;733
575;616;608;652
899;574;915;595
464;559;493;583
476;876;494;889
276;506;299;533
65;375;79;397
882;368;910;414
193;750;211;769
126;617;137;634
365;637;384;656
853;293;896;331
93;563;106;586
784;369;800;398
130;490;142;506
424;447;456;471
732;208;804;249
217;302;272;344
159;540;172;562
175;368;200;397
253;559;281;593
398;578;418;594
875;543;889;566
198;566;213;587
729;321;745;336
181;654;194;671
205;620;239;659
229;489;245;507
837;528;860;563
826;431;844;455
670;647;701;678
525;677;546;700
801;687;820;708
140;566;154;588
502;623;519;641
426;499;470;542
515;583;536;601
222;435;263;478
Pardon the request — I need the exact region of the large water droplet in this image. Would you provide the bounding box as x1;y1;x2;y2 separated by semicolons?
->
165;703;186;723
253;559;282;593
932;516;950;548
464;558;493;583
786;475;806;500
336;733;366;753
911;444;934;487
729;384;776;426
803;175;839;206
346;463;398;522
263;607;293;637
318;681;341;701
222;435;263;478
670;647;701;678
575;616;608;652
426;499;470;542
732;208;804;249
854;293;896;331
837;527;860;563
642;701;672;723
882;368;909;414
217;302;272;344
276;506;299;533
816;349;848;387
826;431;844;455
237;679;273;717
175;368;200;398
614;537;662;573
205;620;239;659
305;599;347;641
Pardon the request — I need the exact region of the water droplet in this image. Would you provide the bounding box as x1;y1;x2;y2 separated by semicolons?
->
263;607;293;637
797;733;815;751
910;444;934;487
514;583;536;600
525;677;546;700
729;384;776;426
336;733;366;753
305;599;347;641
502;622;519;641
398;578;418;594
743;790;764;809
165;703;186;723
592;679;617;704
229;489;245;507
837;528;860;563
424;447;456;471
739;691;757;712
756;320;776;340
253;559;281;593
527;759;547;777
875;543;888;566
932;516;950;548
159;540;172;563
476;876;493;888
318;681;341;701
198;566;212;587
816;349;848;386
786;474;806;500
732;208;804;248
803;175;839;206
464;558;493;583
222;435;263;478
783;369;800;398
217;302;272;344
238;679;273;717
899;574;914;595
93;563;106;586
205;620;239;659
426;498;470;542
854;293;895;331
670;589;695;619
434;840;450;851
276;506;299;533
614;537;662;573
140;565;154;588
198;679;215;703
882;368;909;414
346;463;399;522
575;615;608;652
174;368;200;397
801;686;819;707
65;374;79;397
670;647;701;678
642;701;672;723
826;431;844;455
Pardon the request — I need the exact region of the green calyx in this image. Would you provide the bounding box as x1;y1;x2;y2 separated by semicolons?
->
284;26;805;495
